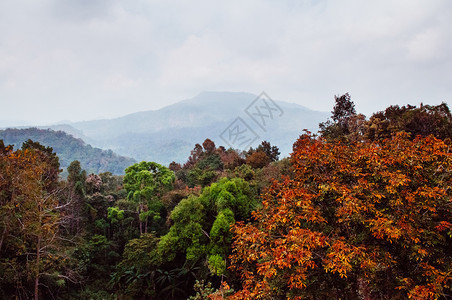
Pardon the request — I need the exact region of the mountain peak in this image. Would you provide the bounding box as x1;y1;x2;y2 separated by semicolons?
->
182;91;257;106
196;90;256;98
24;92;328;165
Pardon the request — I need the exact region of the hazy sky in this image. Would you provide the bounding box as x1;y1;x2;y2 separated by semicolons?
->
1;0;451;125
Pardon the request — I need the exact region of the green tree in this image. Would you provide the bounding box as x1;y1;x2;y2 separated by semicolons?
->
178;139;226;188
65;160;87;236
112;233;160;298
158;177;258;283
124;161;175;234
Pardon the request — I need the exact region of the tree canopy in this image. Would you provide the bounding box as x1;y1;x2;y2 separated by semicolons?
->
225;132;452;299
2;97;452;299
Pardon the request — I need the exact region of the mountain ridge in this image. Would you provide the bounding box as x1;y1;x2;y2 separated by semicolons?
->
62;92;328;164
2;92;329;166
0;127;136;175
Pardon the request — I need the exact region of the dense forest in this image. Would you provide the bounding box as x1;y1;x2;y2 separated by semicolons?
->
0;128;136;175
1;95;451;299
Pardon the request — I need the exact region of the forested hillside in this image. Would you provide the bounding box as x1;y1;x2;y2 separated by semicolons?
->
0;96;451;299
0;127;135;175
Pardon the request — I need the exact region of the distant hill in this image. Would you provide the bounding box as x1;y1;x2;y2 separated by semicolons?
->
0;128;136;175
57;92;328;165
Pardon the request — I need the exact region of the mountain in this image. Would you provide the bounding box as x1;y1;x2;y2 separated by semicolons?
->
0;128;136;175
59;92;329;165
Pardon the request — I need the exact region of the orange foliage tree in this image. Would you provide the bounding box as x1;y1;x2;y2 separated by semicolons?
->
225;132;452;299
0;142;65;300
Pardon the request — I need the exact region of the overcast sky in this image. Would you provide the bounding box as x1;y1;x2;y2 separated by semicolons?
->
0;0;451;125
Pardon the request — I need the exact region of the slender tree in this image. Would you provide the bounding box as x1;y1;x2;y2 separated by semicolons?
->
124;161;175;234
0;141;66;299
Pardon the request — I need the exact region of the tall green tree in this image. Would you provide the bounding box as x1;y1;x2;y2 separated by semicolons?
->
64;160;87;236
158;177;258;288
124;161;175;234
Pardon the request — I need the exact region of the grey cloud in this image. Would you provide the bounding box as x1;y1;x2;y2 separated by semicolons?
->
0;0;450;124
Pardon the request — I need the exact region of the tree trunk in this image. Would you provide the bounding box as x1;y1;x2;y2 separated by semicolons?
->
357;277;371;300
0;226;7;252
34;236;41;300
139;208;143;235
